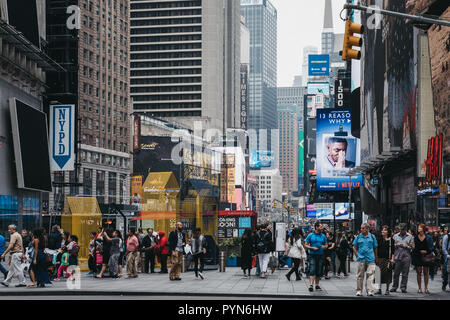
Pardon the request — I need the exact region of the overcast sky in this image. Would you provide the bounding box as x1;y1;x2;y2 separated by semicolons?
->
271;0;347;86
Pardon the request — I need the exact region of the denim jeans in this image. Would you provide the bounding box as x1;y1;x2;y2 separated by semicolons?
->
0;260;7;276
309;255;324;278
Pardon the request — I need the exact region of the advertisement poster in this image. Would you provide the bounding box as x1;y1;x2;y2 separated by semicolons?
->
307;82;330;96
316;108;362;190
250;150;274;168
308;54;330;76
316;203;355;220
50;104;75;171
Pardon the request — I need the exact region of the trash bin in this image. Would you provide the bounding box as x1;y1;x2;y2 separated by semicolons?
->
219;251;226;272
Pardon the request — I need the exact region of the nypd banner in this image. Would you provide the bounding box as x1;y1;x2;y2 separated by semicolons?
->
50;105;75;171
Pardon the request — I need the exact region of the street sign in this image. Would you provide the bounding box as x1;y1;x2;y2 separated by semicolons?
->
50;104;75;171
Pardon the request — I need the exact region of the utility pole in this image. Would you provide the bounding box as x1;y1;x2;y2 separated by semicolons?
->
344;3;450;27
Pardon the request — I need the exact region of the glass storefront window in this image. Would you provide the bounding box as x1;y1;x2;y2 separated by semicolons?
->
0;195;18;238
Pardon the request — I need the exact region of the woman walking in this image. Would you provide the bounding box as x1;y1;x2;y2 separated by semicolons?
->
30;229;52;288
241;229;255;278
336;232;349;277
285;228;306;281
376;226;395;295
413;224;434;294
190;228;207;280
102;230;122;278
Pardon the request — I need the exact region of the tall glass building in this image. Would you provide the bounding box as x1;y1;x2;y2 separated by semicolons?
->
241;0;277;152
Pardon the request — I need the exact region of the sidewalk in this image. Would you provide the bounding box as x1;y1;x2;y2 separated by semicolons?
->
0;261;448;299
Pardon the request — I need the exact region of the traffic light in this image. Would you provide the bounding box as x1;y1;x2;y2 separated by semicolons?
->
289;207;294;213
341;20;364;61
283;202;287;209
272;200;277;208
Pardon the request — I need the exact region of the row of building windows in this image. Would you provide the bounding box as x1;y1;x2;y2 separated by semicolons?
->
133;102;201;110
130;60;201;68
130;51;201;60
131;34;202;43
131;85;201;93
131;93;201;101
82;49;128;77
81;100;128;121
130;1;201;10
130;26;202;34
131;9;201;18
82;118;128;137
131;77;201;85
130;17;201;27
82;66;128;92
136;111;201;118
131;68;201;76
81;134;128;153
80;151;129;168
81;82;128;106
131;42;202;52
82;0;128;17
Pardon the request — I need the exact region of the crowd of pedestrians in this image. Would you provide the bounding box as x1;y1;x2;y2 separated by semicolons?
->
0;220;449;297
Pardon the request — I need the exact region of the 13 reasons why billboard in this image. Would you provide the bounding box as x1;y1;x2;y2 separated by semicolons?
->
316;108;362;190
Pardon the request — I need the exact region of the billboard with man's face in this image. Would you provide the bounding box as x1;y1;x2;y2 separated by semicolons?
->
316;108;362;191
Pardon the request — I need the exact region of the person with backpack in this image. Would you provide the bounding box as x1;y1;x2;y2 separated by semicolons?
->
336;232;349;277
304;222;328;292
353;223;378;296
285;228;306;281
254;223;274;279
190;228;207;280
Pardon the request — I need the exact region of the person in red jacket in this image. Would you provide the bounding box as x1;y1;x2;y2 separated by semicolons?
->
156;231;169;273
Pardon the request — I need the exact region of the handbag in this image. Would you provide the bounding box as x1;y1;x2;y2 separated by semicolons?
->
268;253;278;269
387;239;394;271
422;252;436;265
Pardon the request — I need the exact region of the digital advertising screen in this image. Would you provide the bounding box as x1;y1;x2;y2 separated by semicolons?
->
249;150;274;168
308;54;330;76
316;108;362;191
307;82;330;96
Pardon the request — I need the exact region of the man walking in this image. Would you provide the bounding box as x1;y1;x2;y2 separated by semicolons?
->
442;231;449;291
125;228;139;278
390;223;414;293
254;223;274;278
168;222;185;281
304;222;328;292
141;228;158;273
0;225;26;287
353;223;378;296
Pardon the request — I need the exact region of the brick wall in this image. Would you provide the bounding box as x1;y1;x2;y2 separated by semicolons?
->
428;7;450;156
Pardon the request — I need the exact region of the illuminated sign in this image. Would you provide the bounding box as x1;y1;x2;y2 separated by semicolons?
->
425;133;443;183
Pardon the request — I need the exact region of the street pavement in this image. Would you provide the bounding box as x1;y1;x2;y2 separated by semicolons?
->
0;261;449;299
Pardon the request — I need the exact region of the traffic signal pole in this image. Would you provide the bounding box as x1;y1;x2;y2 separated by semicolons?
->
344;3;450;27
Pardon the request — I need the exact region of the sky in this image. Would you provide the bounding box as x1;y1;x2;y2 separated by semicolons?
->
270;0;348;87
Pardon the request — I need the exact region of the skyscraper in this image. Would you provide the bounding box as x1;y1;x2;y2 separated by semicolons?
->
46;0;132;209
322;0;334;54
241;0;278;151
130;0;241;133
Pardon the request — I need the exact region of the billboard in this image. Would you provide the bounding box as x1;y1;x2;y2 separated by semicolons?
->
308;54;330;76
50;104;75;171
250;150;274;168
9;98;52;192
316;203;355;220
307;82;330;96
298;120;304;192
316;108;362;190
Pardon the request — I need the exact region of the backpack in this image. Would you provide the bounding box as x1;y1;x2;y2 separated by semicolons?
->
256;231;266;253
